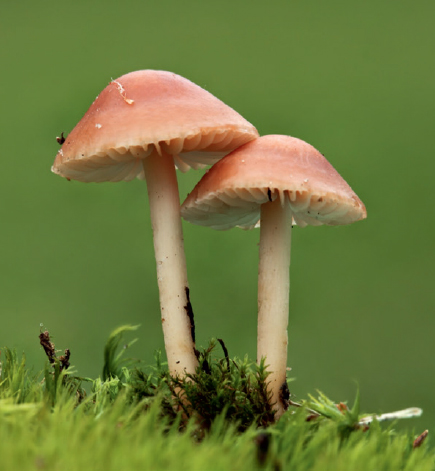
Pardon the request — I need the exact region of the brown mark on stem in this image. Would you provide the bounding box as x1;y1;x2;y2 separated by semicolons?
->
279;381;290;411
267;188;272;202
184;287;195;343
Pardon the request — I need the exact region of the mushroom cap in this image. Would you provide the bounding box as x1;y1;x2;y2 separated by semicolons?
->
52;70;259;182
181;135;367;229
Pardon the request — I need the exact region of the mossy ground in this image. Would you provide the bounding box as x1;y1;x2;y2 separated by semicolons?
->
0;325;432;471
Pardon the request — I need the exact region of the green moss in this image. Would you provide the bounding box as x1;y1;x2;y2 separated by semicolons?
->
0;326;432;471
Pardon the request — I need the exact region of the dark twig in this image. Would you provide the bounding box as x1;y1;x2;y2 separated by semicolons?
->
217;338;230;372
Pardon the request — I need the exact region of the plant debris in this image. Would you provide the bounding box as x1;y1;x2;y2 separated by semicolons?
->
413;430;429;449
56;132;66;145
39;330;56;364
39;330;70;371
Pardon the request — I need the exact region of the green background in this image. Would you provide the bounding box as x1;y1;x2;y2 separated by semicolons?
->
1;0;434;432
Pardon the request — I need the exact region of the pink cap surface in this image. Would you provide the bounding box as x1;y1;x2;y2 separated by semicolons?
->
181;135;367;229
52;70;259;182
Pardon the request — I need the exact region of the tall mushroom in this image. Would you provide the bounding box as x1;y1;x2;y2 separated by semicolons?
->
181;135;367;418
52;70;258;377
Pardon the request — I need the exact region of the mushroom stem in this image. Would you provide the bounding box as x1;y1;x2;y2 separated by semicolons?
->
142;149;198;376
257;196;292;419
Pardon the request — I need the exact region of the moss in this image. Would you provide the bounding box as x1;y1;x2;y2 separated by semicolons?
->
0;325;432;471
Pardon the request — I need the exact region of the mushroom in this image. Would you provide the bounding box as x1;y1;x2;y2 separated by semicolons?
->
181;135;367;418
52;70;258;377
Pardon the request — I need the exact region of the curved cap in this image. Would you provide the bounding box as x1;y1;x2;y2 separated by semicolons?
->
181;135;367;229
52;70;259;182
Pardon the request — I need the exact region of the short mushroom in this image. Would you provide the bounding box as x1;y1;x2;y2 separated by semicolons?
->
181;135;367;418
52;70;258;377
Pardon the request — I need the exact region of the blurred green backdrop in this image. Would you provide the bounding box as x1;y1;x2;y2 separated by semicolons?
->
1;0;434;432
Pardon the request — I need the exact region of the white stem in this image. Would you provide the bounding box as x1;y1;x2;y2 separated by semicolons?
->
142;150;198;376
257;197;292;419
